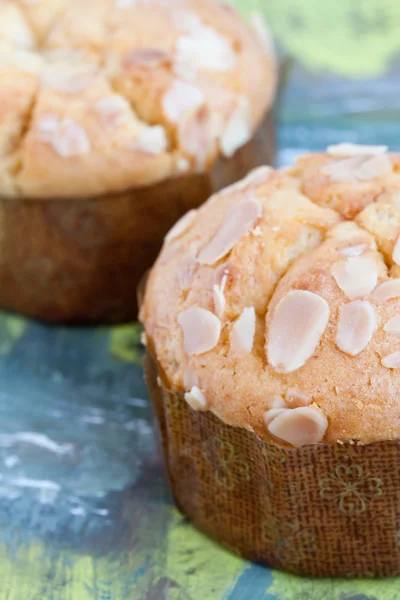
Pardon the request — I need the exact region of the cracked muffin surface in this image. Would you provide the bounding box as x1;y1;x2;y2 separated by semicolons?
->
0;0;276;198
141;144;400;447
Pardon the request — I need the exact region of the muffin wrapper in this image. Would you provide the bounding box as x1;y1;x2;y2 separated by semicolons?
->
145;347;400;578
0;111;274;323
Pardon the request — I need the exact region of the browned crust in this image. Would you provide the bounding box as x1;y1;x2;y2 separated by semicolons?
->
0;111;274;323
141;146;400;445
0;0;277;198
145;345;400;578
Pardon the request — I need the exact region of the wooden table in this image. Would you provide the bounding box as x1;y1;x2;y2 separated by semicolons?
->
1;317;400;599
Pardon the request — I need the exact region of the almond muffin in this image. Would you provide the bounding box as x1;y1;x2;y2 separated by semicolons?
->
0;0;276;322
142;144;400;577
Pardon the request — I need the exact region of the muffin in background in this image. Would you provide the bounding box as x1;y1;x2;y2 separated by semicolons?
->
0;0;276;323
142;144;400;577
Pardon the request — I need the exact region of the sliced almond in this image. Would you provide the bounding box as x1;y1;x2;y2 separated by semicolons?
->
393;237;400;266
184;386;207;411
357;154;392;180
165;210;197;244
267;406;328;447
267;290;330;374
382;352;400;369
183;370;199;389
162;79;204;124
0;45;43;73
322;152;391;182
220;96;251;158
133;125;168;155
230;307;256;355
336;300;376;356
285;389;312;407
339;244;367;257
270;396;288;409
0;3;35;49
178;105;221;169
213;273;228;319
331;255;378;299
327;143;388;156
175;242;199;289
220;166;272;196
372;280;400;301
320;157;362;182
213;285;225;318
41;64;98;94
38;116;91;158
384;316;400;335
175;26;236;74
178;307;221;355
37;115;58;135
263;407;288;427
197;197;262;265
94;96;130;130
214;264;230;286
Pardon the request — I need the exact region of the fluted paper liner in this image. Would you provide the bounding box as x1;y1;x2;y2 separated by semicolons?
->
145;346;400;578
0;112;274;324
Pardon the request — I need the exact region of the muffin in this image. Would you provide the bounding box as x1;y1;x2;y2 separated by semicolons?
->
0;0;276;323
141;144;400;577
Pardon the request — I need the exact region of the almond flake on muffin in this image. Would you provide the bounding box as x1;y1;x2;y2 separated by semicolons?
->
143;146;400;454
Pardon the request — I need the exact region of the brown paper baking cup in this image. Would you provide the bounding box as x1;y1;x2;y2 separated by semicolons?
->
145;347;400;578
0;111;274;324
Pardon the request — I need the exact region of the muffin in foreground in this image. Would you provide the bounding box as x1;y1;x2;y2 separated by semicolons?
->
0;0;275;323
141;144;400;577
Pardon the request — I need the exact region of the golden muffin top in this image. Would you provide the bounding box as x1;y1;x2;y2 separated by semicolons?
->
142;144;400;447
0;0;276;198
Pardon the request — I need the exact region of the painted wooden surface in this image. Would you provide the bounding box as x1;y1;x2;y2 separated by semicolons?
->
2;318;400;599
2;2;400;598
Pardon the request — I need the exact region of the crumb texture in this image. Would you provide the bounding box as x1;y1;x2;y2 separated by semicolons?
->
142;145;400;446
0;0;276;197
